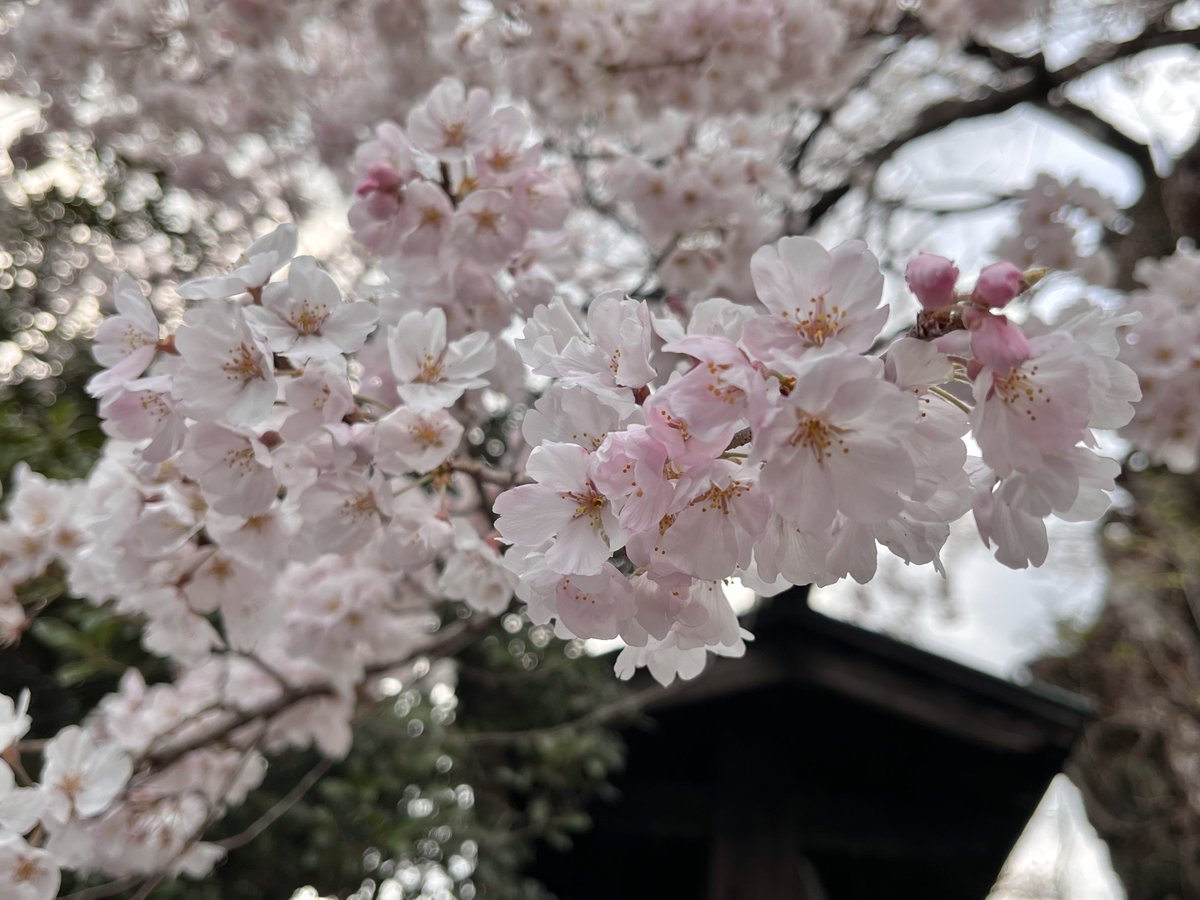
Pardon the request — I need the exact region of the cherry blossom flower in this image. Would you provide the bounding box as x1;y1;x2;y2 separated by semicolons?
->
592;426;679;534
510;170;572;231
657;334;762;440
551;291;658;411
0;691;31;753
0;836;59;900
399;181;455;257
374;407;464;474
752;354;918;531
99;375;187;464
494;442;627;576
660;462;771;581
474;105;535;186
87;275;159;398
406;78;493;162
438;520;517;615
245;256;379;362
40;726;132;825
522;384;631;451
552;563;637;641
181;424;279;517
450;188;529;267
744;236;888;361
177;223;298;300
297;471;392;555
279;362;357;443
970;337;1092;477
387;307;495;411
0;763;43;837
173;304;277;427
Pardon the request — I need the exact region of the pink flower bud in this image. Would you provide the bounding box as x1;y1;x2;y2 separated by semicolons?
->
355;161;402;197
968;312;1031;371
905;252;959;310
972;261;1025;308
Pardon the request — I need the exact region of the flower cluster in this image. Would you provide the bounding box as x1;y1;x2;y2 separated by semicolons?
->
1116;245;1200;471
994;173;1121;286
491;238;1136;683
0;690;128;900
604;114;791;300
350;78;569;283
907;252;1139;567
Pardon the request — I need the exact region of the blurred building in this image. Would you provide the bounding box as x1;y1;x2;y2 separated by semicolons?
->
531;592;1091;899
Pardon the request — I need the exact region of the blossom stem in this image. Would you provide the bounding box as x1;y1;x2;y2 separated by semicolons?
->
928;384;972;414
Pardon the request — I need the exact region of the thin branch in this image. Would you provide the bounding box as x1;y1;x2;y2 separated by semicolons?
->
61;875;145;900
629;233;681;299
458;683;672;747
603;53;707;75
726;427;753;451
447;457;529;487
216;756;334;852
802;24;1200;229
142;619;481;771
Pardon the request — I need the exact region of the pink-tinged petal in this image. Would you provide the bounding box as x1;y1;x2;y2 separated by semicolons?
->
750;236;832;316
494;484;573;547
544;514;611;576
829;439;913;522
525;442;591;491
969;314;1031;370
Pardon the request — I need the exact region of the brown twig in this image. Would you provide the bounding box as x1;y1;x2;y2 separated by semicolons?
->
216;757;334;852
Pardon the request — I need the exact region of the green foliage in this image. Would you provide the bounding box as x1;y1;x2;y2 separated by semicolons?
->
132;618;630;900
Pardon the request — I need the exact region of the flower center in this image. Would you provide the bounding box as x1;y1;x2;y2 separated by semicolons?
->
442;121;467;148
342;491;379;522
788;412;847;463
291;300;330;336
690;479;752;515
414;352;447;384
410;420;444;447
61;771;85;801
222;342;267;385
781;296;846;346
472;208;501;233
223;445;257;473
703;360;742;404
564;483;608;525
13;854;39;883
993;364;1049;421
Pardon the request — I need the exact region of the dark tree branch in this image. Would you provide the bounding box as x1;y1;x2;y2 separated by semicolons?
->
801;24;1200;230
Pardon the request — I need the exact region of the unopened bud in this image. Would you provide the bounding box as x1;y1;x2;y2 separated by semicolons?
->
905;252;959;310
972;261;1026;308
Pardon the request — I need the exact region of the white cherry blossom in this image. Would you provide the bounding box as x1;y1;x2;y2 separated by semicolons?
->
178;223;298;300
87;275;159;399
0;691;31;754
387;307;496;411
245;256;379;362
173;304;277;427
39;726;132;825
